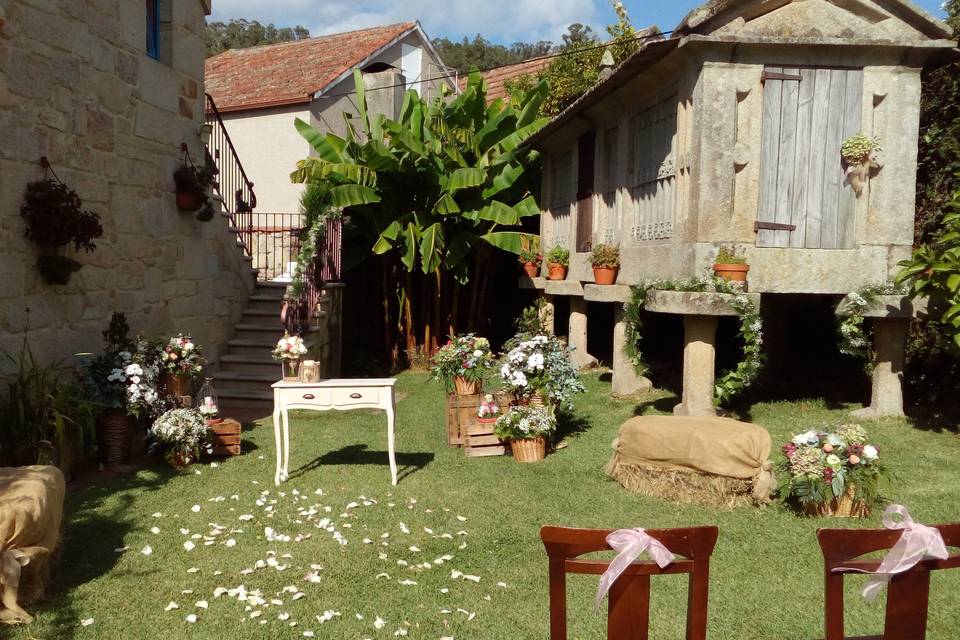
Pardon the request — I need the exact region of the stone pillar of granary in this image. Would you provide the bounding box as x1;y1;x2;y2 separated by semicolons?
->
840;295;927;420
541;294;555;335
568;297;597;370
645;289;762;418
612;306;653;396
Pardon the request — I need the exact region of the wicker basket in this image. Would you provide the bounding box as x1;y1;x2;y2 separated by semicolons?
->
511;437;546;463
454;376;482;396
97;409;133;465
803;487;871;518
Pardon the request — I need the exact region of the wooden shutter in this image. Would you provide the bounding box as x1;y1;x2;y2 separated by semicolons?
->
575;131;596;252
757;67;862;249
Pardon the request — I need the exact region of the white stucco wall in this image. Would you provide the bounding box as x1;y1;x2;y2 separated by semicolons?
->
219;106;311;213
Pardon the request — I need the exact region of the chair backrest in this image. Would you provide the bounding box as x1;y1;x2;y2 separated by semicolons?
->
540;525;719;640
817;522;960;640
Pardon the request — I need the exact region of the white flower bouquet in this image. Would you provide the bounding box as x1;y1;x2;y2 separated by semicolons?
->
150;408;209;466
494;406;555;441
498;334;584;408
272;333;308;361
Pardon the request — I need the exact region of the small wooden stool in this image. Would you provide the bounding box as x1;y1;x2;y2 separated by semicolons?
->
207;418;241;456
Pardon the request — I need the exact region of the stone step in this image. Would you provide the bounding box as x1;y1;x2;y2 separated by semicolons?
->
247;295;283;313
234;323;285;342
225;338;314;357
217;388;274;412
219;355;279;376
213;371;278;394
241;308;283;327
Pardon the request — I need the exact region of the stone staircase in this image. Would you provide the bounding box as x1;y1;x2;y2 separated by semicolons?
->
214;281;304;414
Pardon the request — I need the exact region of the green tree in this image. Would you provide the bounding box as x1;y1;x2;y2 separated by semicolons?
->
206;19;310;57
432;36;553;73
290;71;549;361
505;1;646;116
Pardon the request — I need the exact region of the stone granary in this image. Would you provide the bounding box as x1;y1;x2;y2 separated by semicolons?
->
522;0;958;417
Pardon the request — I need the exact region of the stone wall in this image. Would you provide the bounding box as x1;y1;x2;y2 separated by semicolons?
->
0;0;254;371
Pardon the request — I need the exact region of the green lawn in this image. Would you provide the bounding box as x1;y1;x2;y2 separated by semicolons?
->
13;372;960;639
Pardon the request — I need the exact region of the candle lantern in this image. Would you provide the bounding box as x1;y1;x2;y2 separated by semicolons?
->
196;377;222;425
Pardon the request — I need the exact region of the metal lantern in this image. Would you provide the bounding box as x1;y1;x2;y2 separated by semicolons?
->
196;377;222;424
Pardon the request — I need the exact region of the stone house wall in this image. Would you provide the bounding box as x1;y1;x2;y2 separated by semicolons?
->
0;0;254;371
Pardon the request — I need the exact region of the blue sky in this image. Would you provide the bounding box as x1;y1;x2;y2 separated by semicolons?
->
210;0;948;46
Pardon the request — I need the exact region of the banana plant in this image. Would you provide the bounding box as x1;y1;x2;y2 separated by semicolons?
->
291;69;548;284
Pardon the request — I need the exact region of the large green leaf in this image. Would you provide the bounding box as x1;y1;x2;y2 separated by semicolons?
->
516;79;549;128
373;220;402;254
353;69;369;135
442;167;486;193
499;117;551;152
419;222;445;273
329;184;380;208
482;163;524;199
433;193;461;215
480;231;535;254
294;118;345;163
477;200;520;225
401;223;420;271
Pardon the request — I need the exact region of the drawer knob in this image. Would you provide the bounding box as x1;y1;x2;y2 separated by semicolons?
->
302;394;315;400
350;392;362;399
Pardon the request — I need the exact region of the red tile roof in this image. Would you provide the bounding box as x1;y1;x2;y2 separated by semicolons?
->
458;56;553;104
205;22;417;112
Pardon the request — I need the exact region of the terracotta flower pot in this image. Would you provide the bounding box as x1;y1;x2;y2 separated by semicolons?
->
547;263;567;281
713;263;749;284
97;409;133;466
511;437;546;463
592;266;619;285
162;373;193;400
453;376;481;396
522;262;540;278
176;191;203;211
477;417;498;425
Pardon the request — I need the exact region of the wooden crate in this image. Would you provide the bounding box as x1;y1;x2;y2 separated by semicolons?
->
464;420;507;457
207;418;241;456
445;392;514;448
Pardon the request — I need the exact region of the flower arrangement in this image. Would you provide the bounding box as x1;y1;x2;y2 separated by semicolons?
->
776;424;889;515
494;405;555;441
198;396;219;420
273;333;308;360
498;334;584;409
150;408;209;467
477;394;501;422
84;315;162;418
431;334;494;393
589;244;620;268
160;334;205;378
840;134;881;165
545;245;570;267
836;283;907;374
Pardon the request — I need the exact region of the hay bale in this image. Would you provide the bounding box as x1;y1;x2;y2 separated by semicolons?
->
607;461;757;509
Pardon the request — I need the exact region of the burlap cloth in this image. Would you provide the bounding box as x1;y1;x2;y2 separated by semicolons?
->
0;465;65;623
604;416;777;503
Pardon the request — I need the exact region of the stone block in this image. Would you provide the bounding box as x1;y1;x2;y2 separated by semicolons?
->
645;290;760;316
544;279;584;297
836;294;928;319
87;109;116;151
584;283;633;303
7;48;53;100
517;276;546;290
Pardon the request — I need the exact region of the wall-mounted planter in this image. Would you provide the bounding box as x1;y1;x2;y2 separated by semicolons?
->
175;191;203;211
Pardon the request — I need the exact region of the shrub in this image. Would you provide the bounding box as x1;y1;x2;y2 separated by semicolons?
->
518;235;541;264
589;243;619;268
545;245;570;267
715;247;746;265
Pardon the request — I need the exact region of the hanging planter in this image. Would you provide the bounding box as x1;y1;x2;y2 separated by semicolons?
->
173;144;217;221
20;158;103;286
841;134;882;198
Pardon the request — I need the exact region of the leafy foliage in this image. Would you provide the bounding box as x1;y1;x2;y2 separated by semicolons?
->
505;2;646;116
840;133;881;164
287;184;342;300
206;19;310;57
623;277;765;404
589;243;619;268
715;246;746;265
836;283;908;373
432;35;552;73
545;245;569;266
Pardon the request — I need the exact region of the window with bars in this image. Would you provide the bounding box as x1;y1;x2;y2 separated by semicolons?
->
548;151;574;247
756;66;863;249
626;95;677;243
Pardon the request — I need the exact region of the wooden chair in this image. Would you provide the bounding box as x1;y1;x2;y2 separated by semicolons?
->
540;525;719;640
817;522;960;640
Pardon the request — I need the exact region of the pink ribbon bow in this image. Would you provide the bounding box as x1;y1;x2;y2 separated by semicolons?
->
594;528;675;609
838;505;949;601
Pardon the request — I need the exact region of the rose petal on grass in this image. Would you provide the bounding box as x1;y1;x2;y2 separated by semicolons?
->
183;541;195;551
185;614;197;623
80;618;94;626
164;602;179;611
141;545;153;556
374;617;386;629
191;505;201;513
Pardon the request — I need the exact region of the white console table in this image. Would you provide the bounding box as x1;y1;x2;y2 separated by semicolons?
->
271;378;398;486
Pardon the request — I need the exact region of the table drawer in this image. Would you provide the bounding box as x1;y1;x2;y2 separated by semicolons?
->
279;388;333;407
330;387;382;407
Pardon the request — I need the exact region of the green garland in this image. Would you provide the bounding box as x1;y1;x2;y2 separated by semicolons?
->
623;276;765;404
836;283;907;374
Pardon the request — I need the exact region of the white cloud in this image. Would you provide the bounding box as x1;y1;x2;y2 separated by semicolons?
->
209;0;601;45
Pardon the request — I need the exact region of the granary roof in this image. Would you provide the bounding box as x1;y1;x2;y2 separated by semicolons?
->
205;22;418;112
528;0;957;148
